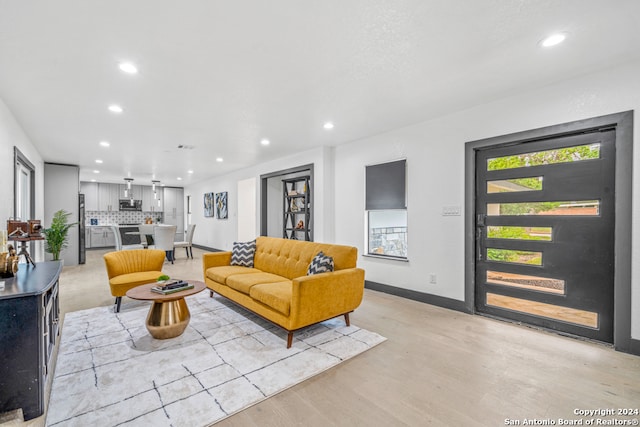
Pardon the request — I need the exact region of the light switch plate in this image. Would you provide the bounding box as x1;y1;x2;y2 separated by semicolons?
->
442;205;461;216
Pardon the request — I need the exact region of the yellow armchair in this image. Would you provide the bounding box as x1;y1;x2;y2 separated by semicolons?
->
103;249;166;312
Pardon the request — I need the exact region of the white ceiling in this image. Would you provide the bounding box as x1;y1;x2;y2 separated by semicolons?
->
1;1;640;187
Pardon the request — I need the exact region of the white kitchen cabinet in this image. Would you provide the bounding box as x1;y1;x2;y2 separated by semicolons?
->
163;187;184;240
89;226;115;248
142;185;163;212
98;184;120;212
80;182;99;211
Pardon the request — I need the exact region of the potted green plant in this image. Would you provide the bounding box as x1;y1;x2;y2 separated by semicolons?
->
42;210;77;261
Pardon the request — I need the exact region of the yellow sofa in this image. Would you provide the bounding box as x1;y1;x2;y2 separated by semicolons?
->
104;249;166;312
202;236;365;348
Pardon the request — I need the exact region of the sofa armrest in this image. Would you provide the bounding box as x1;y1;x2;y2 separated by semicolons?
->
202;251;232;278
290;268;365;328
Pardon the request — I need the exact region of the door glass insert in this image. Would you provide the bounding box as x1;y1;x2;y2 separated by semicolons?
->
487;249;542;265
487;143;601;171
487;226;552;241
487;177;543;193
487;271;564;294
486;293;598;328
487;200;599;216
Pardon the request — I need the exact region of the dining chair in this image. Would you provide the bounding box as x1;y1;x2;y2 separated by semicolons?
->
138;224;155;246
111;226;145;251
174;224;196;259
151;225;177;263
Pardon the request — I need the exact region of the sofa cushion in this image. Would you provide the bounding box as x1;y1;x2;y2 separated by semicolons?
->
109;271;164;296
307;251;334;275
231;240;256;267
249;282;292;316
226;272;289;295
206;266;260;284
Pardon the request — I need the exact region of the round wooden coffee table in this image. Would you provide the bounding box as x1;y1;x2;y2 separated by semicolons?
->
126;280;206;339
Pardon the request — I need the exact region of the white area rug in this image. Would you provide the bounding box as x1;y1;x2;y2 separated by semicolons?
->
46;292;385;426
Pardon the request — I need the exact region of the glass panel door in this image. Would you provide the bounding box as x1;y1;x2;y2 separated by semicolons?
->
475;130;615;342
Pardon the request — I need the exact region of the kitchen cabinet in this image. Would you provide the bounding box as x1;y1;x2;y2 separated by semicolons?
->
80;181;99;211
0;261;62;420
163;187;184;240
142;185;163;212
98;183;120;212
89;226;115;248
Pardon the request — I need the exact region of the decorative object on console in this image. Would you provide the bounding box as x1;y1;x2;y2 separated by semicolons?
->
0;244;19;277
204;192;214;217
230;239;256;267
7;220;28;238
216;191;228;219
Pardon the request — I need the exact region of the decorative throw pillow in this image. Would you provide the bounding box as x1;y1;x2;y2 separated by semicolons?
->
307;251;334;275
231;239;256;267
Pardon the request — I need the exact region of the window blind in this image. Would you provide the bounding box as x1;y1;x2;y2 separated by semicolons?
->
365;159;406;210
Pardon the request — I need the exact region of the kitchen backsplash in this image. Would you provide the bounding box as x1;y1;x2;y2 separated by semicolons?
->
86;211;164;225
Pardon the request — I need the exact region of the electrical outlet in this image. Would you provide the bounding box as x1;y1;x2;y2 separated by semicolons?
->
429;274;437;284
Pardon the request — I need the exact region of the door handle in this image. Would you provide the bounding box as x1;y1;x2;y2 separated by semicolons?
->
476;213;485;261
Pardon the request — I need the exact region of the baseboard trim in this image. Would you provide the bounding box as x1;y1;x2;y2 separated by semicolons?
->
618;337;640;356
365;280;468;313
192;244;224;252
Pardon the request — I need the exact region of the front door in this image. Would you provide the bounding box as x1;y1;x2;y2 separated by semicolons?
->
475;129;615;342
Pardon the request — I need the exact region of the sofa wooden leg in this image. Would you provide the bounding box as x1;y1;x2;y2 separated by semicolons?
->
287;331;294;348
115;297;122;313
344;313;350;327
209;290;214;298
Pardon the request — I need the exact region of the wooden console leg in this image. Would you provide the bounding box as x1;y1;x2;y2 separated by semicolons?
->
344;313;350;327
287;331;294;348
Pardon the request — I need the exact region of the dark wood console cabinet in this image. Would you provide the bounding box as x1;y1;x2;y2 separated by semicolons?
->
0;261;62;420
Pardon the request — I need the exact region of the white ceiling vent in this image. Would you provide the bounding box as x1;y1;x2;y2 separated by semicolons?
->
177;144;195;150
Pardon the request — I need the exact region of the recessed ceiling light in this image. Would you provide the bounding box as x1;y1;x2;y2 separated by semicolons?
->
93;170;100;174
260;139;270;146
323;122;334;130
90;179;96;182
540;33;567;48
108;104;123;113
99;141;110;147
187;170;194;174
216;157;223;162
95;159;103;164
118;62;138;74
177;177;182;181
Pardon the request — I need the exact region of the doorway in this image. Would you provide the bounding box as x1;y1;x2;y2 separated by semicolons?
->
260;164;314;239
464;111;633;351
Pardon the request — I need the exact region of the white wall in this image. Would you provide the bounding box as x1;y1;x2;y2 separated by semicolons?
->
184;146;331;250
44;163;79;265
334;59;640;339
0;97;45;261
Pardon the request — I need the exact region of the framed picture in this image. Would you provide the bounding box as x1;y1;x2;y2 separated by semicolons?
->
204;192;215;217
216;192;228;219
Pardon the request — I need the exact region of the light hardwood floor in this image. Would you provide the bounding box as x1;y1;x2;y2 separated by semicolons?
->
10;247;640;426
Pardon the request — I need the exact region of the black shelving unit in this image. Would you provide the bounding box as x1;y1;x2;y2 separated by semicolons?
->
283;176;312;241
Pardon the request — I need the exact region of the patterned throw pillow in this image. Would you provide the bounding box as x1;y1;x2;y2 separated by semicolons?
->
231;240;256;267
307;251;334;275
